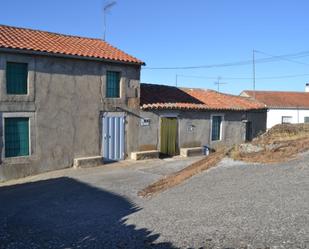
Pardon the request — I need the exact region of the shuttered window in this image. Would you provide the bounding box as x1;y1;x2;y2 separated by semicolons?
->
106;71;120;98
6;62;28;94
282;116;292;124
305;117;309;123
211;116;222;141
5;117;30;158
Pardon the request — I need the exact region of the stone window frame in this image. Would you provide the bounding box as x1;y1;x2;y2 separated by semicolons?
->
0;112;36;164
106;70;121;98
210;113;225;142
0;54;35;102
101;65;127;103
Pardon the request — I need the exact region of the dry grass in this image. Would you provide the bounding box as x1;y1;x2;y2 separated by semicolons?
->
138;148;228;198
230;124;309;164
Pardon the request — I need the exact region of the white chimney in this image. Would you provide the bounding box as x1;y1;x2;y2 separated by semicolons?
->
306;83;309;93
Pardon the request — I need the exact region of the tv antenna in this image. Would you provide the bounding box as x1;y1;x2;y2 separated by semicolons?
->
214;77;227;92
103;1;117;41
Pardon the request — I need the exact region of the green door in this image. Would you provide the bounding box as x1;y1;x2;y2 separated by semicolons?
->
160;117;178;156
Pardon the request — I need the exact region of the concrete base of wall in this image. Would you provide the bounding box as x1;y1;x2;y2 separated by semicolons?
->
73;156;103;168
180;147;204;157
131;150;160;160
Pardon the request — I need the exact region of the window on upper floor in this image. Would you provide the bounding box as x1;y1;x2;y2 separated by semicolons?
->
281;116;292;124
106;71;120;98
4;117;30;158
6;62;28;95
211;115;223;141
304;117;309;123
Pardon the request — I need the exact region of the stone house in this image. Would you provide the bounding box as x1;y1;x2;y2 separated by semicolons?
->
0;25;268;182
241;86;309;129
138;84;267;156
0;25;144;181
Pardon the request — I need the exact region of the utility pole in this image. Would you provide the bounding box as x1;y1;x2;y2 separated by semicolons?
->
252;49;256;98
214;77;227;92
103;1;116;41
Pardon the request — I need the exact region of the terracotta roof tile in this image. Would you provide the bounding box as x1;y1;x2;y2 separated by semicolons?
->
141;84;265;111
242;90;309;108
0;24;144;65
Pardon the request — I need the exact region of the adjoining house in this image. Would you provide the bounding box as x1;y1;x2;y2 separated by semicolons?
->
138;83;267;157
0;24;144;181
241;84;309;129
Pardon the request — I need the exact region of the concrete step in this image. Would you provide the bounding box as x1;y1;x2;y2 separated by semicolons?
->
73;156;103;168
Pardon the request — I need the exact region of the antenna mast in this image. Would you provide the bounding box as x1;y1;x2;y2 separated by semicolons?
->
103;1;117;41
252;49;256;98
214;77;227;92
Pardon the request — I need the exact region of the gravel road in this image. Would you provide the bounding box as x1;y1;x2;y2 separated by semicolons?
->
0;154;308;249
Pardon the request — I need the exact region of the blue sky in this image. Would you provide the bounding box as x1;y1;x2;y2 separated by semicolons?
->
1;0;309;94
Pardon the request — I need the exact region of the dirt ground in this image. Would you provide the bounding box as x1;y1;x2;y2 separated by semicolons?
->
230;124;309;163
138;149;227;197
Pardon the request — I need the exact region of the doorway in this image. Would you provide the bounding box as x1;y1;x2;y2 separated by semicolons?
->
102;113;125;161
160;117;178;156
245;121;253;141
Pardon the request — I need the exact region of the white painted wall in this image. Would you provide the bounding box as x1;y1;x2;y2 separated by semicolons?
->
267;108;309;129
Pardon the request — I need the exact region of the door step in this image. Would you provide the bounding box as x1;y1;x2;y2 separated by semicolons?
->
180;147;205;157
73;156;103;168
131;150;160;160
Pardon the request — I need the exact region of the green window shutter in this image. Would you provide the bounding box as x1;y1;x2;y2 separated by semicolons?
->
211;116;222;141
106;71;120;98
6;62;28;94
5;117;30;157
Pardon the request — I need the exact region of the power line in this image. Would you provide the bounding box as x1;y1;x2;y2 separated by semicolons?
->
175;73;309;81
255;50;309;66
143;50;309;70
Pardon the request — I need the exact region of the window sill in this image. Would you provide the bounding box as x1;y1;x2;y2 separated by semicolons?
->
6;93;29;96
1;155;34;165
0;94;34;102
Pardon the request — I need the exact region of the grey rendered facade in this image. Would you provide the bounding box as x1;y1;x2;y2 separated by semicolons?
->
138;110;267;152
0;51;141;181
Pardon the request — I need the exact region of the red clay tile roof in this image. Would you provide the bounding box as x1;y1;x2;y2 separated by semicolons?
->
0;24;144;65
141;84;265;111
242;90;309;108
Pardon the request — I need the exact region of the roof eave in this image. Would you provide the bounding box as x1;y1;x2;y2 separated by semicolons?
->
141;105;266;112
267;106;309;110
0;47;146;66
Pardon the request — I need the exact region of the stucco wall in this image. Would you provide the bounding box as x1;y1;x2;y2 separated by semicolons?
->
266;108;309;129
139;109;267;152
0;52;141;181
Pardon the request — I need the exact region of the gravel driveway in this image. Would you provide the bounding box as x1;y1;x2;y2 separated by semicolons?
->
0;154;308;249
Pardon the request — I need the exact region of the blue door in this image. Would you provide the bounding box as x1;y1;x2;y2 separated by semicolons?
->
102;113;125;161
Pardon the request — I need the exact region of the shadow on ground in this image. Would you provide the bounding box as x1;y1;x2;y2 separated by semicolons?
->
0;177;176;249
